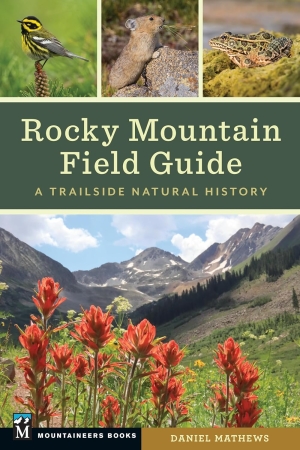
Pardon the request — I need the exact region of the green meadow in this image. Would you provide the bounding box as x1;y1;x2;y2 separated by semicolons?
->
0;0;97;97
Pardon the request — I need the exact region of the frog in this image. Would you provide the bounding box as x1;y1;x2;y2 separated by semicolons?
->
209;31;293;68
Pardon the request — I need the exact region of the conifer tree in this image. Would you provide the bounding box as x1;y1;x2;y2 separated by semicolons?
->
292;288;299;313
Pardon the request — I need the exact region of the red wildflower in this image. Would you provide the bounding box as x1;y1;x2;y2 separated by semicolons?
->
48;343;73;373
214;337;244;375
167;378;185;402
230;360;260;396
150;365;185;409
15;391;59;423
70;306;114;351
99;395;120;428
235;398;262;427
32;277;66;321
150;365;168;404
153;340;184;368
166;399;191;426
70;354;89;380
119;319;156;359
17;322;49;372
205;383;234;414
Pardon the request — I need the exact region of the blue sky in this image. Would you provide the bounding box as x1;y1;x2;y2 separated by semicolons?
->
0;214;296;272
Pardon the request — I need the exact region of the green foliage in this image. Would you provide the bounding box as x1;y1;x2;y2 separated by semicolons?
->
185;311;300;381
106;296;133;330
133;243;300;327
248;296;272;308
21;79;96;98
102;0;198;27
215;296;237;310
0;261;8;296
184;362;300;428
0;0;97;96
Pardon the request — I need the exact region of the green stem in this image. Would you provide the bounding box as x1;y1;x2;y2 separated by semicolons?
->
73;381;80;428
84;386;92;427
61;371;66;428
92;350;99;428
130;361;145;417
122;357;138;427
42;316;50;428
157;368;171;427
224;372;230;428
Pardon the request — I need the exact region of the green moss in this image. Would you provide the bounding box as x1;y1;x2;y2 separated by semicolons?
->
203;32;300;97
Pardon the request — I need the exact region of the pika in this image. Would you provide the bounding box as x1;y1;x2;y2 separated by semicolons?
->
109;15;165;90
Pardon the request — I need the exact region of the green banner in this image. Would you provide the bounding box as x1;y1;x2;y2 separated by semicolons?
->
0;102;298;209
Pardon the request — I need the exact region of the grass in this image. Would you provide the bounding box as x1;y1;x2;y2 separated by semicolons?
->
0;0;97;97
181;312;300;381
184;360;300;428
248;295;272;308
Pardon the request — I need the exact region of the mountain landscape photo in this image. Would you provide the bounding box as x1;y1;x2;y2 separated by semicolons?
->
0;216;300;344
1;213;300;430
0;218;285;320
0;213;300;380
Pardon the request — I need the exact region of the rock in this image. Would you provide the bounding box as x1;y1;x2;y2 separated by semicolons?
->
203;31;300;97
113;48;198;97
0;357;15;382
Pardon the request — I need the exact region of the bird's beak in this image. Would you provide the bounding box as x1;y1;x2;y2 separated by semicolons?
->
17;20;23;23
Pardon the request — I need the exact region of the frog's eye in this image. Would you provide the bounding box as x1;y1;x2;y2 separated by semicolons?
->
220;34;227;40
149;17;154;21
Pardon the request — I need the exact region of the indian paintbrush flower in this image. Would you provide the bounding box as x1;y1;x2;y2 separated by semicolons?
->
153;340;184;368
118;319;156;359
70;305;114;351
32;277;66;322
99;395;121;428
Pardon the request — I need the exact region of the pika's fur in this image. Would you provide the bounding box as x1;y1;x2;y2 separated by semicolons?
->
109;15;165;90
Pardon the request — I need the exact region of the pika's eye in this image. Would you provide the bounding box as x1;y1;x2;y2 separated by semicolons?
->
149;17;154;21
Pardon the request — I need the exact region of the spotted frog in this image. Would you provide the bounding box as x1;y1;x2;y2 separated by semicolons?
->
209;31;293;68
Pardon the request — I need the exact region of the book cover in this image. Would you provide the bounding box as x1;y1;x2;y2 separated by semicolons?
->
0;0;299;448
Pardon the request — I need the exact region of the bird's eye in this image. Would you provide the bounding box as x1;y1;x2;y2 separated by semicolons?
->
149;17;154;21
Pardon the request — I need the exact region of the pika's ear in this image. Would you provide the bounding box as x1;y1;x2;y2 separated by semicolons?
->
125;19;137;31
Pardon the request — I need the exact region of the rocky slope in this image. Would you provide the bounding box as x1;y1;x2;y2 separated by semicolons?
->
0;220;284;326
74;222;282;295
188;223;281;275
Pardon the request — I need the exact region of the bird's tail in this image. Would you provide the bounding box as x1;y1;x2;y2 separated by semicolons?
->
66;52;89;62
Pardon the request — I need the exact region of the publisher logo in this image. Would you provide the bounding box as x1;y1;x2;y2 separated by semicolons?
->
13;413;32;440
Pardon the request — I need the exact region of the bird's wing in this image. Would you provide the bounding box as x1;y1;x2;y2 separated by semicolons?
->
31;36;68;56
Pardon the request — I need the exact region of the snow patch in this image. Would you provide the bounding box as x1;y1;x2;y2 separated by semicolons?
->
210;255;222;264
207;259;228;275
127;262;134;268
170;259;178;266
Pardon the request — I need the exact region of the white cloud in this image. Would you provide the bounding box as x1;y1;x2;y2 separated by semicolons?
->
171;234;206;262
135;248;143;256
112;215;176;247
0;215;99;252
171;214;296;262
